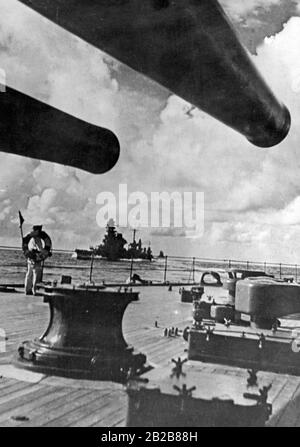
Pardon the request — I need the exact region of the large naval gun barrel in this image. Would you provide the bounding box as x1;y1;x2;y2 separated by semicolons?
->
19;0;291;147
0;86;120;174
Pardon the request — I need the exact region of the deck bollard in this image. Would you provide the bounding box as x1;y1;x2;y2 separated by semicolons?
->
15;283;147;381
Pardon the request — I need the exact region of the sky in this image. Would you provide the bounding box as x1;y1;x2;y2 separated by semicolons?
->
1;0;300;263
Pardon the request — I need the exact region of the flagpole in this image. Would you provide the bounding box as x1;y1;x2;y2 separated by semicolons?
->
18;211;26;290
89;252;95;283
18;211;24;249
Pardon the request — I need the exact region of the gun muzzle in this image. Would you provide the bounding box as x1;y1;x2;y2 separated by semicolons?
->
187;0;291;147
18;0;291;148
0;86;120;174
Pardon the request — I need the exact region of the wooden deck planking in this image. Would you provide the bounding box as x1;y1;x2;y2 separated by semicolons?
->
0;287;191;427
110;411;126;427
41;390;117;427
0;377;19;390
264;376;291;421
0;387;72;427
66;391;127;428
272;381;300;426
59;391;126;427
0;382;50;408
2;287;300;426
90;393;128;428
0;380;40;399
268;376;300;426
19;389;99;427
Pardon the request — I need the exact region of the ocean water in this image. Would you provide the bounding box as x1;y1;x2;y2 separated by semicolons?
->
0;249;198;284
0;248;298;285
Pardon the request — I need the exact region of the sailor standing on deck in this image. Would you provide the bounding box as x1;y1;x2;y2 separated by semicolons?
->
23;225;52;295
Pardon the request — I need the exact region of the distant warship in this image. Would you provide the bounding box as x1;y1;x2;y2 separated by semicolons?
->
73;220;153;261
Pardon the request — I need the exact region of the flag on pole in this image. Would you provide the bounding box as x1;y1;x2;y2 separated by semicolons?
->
18;210;24;227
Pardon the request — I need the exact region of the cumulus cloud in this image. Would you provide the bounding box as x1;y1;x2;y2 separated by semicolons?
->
137;17;300;261
150;227;187;238
269;195;300;225
1;0;300;263
0;0;165;248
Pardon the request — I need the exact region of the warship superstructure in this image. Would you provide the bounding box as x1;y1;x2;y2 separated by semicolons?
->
73;221;153;261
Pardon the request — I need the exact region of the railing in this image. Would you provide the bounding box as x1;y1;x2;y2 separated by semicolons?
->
0;245;299;285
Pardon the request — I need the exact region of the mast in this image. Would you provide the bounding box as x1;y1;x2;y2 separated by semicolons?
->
132;229;137;243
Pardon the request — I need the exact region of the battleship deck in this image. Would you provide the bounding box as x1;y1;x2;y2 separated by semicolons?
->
1;286;300;427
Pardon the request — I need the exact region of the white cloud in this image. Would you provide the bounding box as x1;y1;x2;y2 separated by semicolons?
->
1;1;300;262
220;0;282;20
0;0;120;132
273;196;300;225
136;16;300;261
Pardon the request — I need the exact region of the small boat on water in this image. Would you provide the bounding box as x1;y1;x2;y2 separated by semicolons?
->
72;249;98;260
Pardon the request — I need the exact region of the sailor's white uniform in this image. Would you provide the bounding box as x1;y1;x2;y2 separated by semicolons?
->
25;237;48;295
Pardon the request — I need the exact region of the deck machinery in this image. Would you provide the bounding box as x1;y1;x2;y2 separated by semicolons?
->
13;275;300;426
188;277;300;375
16;283;147;382
126;276;300;426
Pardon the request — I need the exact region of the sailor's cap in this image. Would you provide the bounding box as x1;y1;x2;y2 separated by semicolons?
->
32;225;43;231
